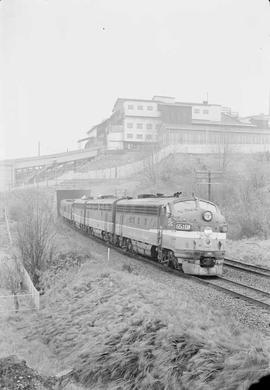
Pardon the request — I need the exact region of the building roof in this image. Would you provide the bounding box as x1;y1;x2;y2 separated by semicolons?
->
191;119;254;127
152;95;175;100
87;117;111;135
112;97;156;111
162;122;270;134
113;97;222;111
242;114;270;119
77;136;93;143
175;101;221;107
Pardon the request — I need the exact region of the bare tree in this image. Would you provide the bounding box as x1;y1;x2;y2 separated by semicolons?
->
15;190;56;288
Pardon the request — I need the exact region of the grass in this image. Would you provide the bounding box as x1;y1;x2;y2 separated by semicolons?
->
226;239;270;268
12;245;270;390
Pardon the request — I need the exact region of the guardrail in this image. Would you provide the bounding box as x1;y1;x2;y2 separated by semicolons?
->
2;209;40;311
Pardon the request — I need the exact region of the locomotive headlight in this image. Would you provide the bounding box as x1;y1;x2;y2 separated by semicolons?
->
204;227;212;235
203;211;212;222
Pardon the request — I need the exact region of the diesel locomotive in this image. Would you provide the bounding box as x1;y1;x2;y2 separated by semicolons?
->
60;193;227;275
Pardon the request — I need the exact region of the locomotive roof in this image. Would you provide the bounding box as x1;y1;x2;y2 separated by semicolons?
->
71;198;117;205
117;196;195;207
63;196;216;207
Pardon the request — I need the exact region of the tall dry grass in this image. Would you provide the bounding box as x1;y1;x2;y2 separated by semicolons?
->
18;255;270;390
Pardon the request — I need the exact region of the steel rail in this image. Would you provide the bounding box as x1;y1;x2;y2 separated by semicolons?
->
63;221;270;311
224;258;270;278
192;276;270;311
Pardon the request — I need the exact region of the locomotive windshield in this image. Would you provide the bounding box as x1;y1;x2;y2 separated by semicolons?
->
172;200;217;215
173;201;196;214
198;201;216;213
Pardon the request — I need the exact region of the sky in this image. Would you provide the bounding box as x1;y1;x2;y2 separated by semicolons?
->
0;0;270;159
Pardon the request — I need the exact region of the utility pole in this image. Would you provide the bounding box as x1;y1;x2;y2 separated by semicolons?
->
38;141;40;157
208;171;211;201
195;170;224;201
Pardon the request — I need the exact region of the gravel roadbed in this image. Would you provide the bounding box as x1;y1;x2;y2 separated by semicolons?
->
223;266;270;293
59;223;270;336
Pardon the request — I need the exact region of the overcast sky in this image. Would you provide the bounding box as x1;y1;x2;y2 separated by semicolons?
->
1;0;270;159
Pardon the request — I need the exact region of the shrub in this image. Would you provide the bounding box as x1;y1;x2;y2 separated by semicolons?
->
10;189;56;289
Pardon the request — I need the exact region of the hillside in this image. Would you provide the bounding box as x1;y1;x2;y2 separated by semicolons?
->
53;151;270;241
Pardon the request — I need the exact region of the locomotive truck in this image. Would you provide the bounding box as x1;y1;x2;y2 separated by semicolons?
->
60;193;227;275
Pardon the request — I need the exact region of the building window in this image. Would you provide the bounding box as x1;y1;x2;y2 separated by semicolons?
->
194;109;200;114
127;104;134;110
136;123;143;129
136;134;143;139
147;106;153;111
203;109;209;114
146;134;152;140
137;105;143;110
127;133;133;139
127;122;133;128
146;123;153;129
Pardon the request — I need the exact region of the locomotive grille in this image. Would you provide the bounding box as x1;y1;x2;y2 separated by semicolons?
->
200;256;216;268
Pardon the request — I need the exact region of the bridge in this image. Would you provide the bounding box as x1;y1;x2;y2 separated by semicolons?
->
0;147;99;191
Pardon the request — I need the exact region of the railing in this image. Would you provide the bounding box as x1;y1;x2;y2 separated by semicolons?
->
21;267;40;310
0;292;37;313
57;143;270;182
2;209;40;311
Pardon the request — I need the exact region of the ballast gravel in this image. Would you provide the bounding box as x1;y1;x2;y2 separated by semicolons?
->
223;266;270;293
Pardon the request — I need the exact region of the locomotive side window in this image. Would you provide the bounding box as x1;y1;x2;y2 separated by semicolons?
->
173;201;196;214
199;201;216;213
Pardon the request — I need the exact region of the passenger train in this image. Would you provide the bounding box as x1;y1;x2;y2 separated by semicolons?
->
60;193;227;275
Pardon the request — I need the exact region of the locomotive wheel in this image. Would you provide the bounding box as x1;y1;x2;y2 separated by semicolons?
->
119;237;125;249
158;249;170;266
127;239;134;253
168;251;179;270
114;235;120;247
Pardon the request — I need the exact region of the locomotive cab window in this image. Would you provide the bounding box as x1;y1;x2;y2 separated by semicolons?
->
173;201;196;215
198;201;216;213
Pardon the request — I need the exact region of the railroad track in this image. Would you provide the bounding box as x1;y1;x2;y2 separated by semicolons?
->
64;222;270;311
193;276;270;311
224;258;270;278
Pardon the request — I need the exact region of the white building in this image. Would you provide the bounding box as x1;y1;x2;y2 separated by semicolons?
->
78;96;250;151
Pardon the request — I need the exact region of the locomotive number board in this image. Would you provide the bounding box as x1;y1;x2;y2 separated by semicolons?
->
175;223;191;231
